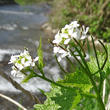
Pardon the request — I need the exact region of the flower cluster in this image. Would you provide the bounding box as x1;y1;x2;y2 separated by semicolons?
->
8;48;39;79
52;21;89;62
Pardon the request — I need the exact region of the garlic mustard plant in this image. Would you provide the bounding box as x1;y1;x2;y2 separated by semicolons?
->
8;21;110;110
52;20;89;62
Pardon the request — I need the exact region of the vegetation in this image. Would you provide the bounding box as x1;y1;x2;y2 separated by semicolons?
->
15;0;37;5
15;0;52;5
49;0;110;42
15;0;110;42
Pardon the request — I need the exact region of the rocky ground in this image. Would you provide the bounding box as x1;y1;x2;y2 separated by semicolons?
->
0;91;46;110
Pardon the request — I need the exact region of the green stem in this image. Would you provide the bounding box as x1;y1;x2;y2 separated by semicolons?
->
32;70;97;99
66;56;76;70
98;40;108;69
71;43;90;73
55;55;68;74
35;63;45;77
92;40;108;76
69;49;105;110
91;36;102;92
81;92;97;99
73;38;86;57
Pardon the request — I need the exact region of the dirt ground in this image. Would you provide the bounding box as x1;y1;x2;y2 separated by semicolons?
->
0;91;46;110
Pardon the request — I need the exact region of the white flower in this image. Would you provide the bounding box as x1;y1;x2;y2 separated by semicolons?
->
34;56;39;61
71;26;89;40
11;66;26;79
61;24;71;32
64;38;71;45
70;21;80;28
53;46;71;62
80;25;89;40
8;48;39;78
71;28;81;40
52;31;62;45
52;20;89;61
31;57;39;67
8;55;19;64
58;52;70;62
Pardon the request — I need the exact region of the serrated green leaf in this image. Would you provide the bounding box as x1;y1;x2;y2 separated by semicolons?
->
58;69;92;93
38;88;45;95
34;84;81;110
70;90;81;109
87;44;110;80
37;37;44;69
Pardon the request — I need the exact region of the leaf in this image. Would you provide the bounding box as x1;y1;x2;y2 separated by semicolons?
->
37;37;44;69
70;90;81;109
34;84;81;110
21;72;33;83
58;69;92;93
87;44;110;80
38;88;45;95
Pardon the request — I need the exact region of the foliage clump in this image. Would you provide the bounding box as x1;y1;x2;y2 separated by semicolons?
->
50;0;110;42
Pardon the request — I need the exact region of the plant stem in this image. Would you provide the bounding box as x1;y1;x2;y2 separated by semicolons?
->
55;55;68;74
32;71;96;99
35;63;45;77
91;36;102;92
80;92;97;99
69;49;105;110
102;79;106;103
89;75;105;110
73;38;86;57
92;39;108;76
66;56;76;70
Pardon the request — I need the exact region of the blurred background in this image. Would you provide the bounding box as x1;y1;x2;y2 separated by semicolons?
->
0;0;110;109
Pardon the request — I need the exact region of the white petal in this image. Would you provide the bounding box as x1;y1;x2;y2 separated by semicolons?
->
24;61;31;67
15;63;24;70
21;58;25;64
16;72;25;79
34;57;39;61
64;24;71;29
68;28;73;35
8;55;18;64
11;70;17;77
70;21;80;28
85;27;89;33
61;33;68;38
71;32;77;39
31;62;35;66
53;47;60;53
64;39;70;44
80;35;87;40
58;56;62;62
26;56;31;61
57;53;68;62
58;49;67;54
52;39;57;43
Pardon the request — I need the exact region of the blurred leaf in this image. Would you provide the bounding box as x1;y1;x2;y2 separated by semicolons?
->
38;88;45;95
34;84;81;110
58;69;92;93
21;72;33;83
37;37;44;69
34;66;94;110
87;44;110;80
